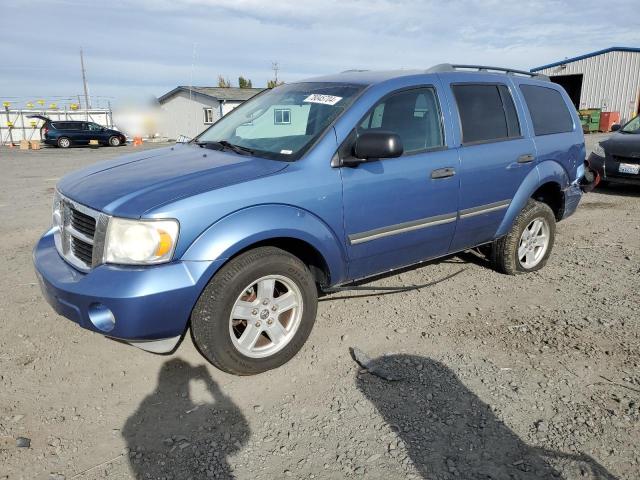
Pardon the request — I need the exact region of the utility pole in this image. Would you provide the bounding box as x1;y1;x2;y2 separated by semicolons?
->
80;48;91;110
272;61;279;85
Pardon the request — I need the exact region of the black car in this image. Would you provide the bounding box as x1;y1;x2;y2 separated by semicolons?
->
30;115;127;148
588;115;640;186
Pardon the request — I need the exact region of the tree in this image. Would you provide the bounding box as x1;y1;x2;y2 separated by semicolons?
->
267;79;284;89
217;75;231;88
238;76;253;88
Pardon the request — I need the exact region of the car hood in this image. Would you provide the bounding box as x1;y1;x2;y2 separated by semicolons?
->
601;132;640;157
57;144;289;217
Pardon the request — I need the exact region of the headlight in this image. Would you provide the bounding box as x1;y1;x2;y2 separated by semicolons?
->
592;143;605;157
104;218;179;265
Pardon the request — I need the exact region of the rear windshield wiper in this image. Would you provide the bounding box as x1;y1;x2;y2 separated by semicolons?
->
196;140;254;155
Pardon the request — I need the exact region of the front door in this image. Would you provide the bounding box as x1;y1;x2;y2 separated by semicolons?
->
340;86;460;280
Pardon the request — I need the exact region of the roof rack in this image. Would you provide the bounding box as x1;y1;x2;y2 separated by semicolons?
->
426;64;550;81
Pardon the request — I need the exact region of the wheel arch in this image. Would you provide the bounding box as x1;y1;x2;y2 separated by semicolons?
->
182;204;348;289
496;161;570;237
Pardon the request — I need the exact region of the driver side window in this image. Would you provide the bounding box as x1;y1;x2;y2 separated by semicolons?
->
358;87;444;154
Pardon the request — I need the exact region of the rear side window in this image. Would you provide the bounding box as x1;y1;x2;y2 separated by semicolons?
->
452;84;521;144
53;122;82;130
519;85;574;135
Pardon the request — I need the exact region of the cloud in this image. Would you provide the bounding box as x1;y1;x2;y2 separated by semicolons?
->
0;0;638;105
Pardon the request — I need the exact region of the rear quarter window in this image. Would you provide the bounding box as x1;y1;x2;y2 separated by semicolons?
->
519;85;574;136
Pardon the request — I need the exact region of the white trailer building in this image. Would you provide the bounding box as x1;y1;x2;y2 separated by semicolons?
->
531;46;640;124
157;86;264;140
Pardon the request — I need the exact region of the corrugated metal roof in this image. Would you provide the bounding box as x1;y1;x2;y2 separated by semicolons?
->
531;46;640;72
158;86;265;103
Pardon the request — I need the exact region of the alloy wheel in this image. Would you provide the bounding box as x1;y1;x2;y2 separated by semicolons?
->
518;217;550;269
229;275;303;358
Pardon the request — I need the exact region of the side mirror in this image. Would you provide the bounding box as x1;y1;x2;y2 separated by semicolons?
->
353;131;403;161
610;124;621;132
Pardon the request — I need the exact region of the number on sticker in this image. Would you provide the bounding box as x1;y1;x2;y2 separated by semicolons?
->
303;94;343;106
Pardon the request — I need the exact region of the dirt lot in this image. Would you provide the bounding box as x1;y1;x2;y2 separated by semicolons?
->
0;137;638;480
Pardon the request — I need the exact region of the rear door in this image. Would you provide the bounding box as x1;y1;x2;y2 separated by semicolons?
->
444;79;537;251
340;85;460;279
60;122;86;144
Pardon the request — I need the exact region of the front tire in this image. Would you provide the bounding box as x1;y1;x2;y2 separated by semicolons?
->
490;200;556;275
191;247;318;375
108;135;121;147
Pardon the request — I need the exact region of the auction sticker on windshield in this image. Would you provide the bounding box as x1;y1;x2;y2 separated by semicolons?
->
304;94;342;106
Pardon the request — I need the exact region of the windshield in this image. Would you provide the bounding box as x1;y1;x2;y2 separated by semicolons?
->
196;82;365;160
621;115;640;133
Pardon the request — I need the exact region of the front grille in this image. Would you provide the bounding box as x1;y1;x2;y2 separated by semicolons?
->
71;236;93;265
54;195;106;272
70;208;96;238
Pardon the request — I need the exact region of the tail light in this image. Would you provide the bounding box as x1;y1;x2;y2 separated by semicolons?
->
42;127;49;137
579;159;600;192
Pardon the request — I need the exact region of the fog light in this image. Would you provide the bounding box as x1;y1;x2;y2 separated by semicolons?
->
88;303;115;332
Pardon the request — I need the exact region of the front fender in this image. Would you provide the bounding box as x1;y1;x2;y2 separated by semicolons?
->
495;161;570;237
182;204;348;285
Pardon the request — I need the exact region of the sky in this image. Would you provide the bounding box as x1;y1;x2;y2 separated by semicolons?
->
1;0;639;107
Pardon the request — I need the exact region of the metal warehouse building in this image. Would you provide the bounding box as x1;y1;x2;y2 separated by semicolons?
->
531;46;640;124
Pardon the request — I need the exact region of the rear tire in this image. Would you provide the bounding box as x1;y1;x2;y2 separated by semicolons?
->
191;247;318;375
57;137;71;148
490;200;555;275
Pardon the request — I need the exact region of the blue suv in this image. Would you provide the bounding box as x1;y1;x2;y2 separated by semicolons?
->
34;65;591;374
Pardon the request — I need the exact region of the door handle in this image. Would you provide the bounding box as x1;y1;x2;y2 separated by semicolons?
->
517;154;535;163
431;167;456;179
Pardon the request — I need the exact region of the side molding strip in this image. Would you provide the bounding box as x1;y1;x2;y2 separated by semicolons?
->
349;212;457;245
459;199;510;219
348;199;511;245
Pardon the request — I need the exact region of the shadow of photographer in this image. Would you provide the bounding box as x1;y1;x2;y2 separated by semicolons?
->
122;358;249;479
356;354;618;479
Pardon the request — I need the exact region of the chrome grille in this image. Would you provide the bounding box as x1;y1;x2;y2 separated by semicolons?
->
71;236;93;265
54;194;107;272
70;208;96;238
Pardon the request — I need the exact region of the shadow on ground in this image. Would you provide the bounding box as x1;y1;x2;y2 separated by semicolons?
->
122;359;249;479
356;354;618;479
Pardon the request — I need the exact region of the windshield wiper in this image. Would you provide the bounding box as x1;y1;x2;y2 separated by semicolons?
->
218;140;254;155
196;140;254;156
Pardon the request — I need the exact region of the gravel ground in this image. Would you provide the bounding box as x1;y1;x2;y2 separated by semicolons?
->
0;135;638;480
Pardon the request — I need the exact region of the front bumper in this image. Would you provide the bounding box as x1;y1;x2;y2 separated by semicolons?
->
588;152;640;185
33;229;215;353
